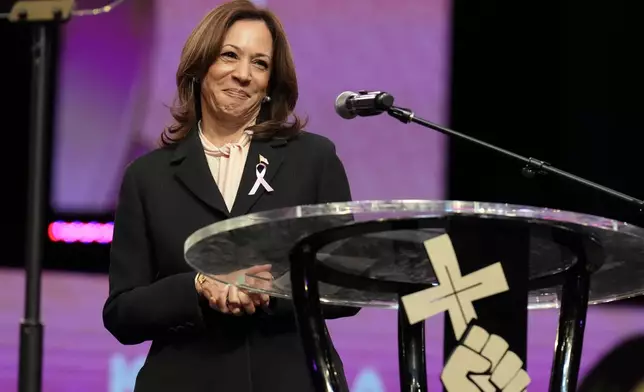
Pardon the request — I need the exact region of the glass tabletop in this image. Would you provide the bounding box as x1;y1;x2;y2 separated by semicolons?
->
184;200;644;309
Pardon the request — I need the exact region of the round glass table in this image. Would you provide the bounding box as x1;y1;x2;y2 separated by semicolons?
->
184;200;644;392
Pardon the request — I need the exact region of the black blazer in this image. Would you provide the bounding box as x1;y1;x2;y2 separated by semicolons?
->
102;129;359;392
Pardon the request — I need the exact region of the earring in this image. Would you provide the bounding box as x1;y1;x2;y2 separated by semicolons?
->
262;96;271;104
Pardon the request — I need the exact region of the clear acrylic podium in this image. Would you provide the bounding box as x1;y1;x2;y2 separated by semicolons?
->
184;200;644;392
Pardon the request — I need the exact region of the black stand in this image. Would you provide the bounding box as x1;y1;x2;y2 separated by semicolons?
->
384;106;644;212
8;2;74;392
289;234;350;392
547;230;596;392
397;297;427;392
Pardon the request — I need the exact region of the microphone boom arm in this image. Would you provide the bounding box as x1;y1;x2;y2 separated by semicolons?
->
386;105;644;212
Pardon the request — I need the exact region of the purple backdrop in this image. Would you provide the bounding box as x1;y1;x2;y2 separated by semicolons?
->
39;1;644;391
2;268;644;391
50;0;450;213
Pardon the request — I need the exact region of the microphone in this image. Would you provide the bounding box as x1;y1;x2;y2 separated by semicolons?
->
334;90;394;119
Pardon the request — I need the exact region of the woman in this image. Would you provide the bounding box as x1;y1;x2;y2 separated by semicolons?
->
102;1;359;391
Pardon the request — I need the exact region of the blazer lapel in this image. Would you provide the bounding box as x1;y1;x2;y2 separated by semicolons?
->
231;137;286;217
171;130;230;217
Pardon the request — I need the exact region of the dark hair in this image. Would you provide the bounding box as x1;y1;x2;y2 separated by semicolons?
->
160;0;305;146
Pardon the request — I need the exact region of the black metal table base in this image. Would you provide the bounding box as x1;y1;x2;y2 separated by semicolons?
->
290;241;350;392
398;299;428;392
549;268;591;392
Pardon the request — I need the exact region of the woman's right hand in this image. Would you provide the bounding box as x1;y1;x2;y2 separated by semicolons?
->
195;264;273;315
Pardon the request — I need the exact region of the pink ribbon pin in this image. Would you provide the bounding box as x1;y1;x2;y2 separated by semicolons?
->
249;155;274;195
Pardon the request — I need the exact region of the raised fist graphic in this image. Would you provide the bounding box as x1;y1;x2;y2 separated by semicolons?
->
441;323;531;392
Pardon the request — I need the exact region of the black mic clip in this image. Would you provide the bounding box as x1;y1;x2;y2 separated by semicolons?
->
335;90;395;119
354;90;395;116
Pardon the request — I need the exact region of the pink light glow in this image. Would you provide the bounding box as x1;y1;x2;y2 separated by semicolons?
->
48;221;114;244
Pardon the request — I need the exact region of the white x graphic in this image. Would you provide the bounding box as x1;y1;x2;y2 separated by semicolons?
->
401;234;509;340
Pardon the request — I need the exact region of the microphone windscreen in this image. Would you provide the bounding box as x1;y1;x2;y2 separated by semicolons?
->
334;91;357;119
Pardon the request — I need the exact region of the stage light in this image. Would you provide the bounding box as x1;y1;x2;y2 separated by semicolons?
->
48;221;114;244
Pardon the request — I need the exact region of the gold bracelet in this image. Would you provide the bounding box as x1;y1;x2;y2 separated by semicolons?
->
196;273;207;286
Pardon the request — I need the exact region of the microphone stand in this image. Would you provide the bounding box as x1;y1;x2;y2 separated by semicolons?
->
385;105;644;212
8;1;74;392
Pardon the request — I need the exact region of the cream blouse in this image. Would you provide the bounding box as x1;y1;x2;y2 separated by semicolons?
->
197;122;252;212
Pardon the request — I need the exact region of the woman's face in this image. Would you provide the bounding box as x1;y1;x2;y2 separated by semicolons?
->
203;19;273;123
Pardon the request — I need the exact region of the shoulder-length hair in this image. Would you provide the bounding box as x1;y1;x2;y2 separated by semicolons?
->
160;0;305;146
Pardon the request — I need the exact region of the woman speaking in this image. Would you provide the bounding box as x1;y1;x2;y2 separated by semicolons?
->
102;1;359;391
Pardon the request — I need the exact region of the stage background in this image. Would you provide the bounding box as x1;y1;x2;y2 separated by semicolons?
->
50;0;451;214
